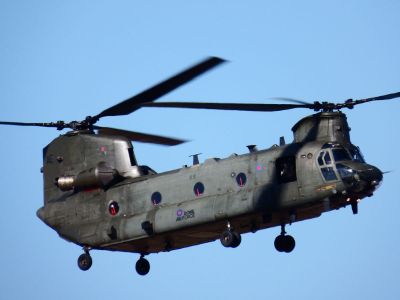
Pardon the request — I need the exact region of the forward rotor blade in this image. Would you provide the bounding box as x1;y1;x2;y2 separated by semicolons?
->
94;126;186;146
356;91;400;103
138;102;312;112
94;57;226;120
0;121;63;128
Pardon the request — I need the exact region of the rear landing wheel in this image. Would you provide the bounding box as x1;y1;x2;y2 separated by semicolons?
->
274;234;286;252
135;257;150;276
282;235;295;253
77;253;92;271
231;231;242;248
220;230;241;248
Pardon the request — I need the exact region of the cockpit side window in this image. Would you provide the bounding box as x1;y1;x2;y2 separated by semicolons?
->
318;152;324;166
321;167;338;181
323;152;332;165
317;150;338;182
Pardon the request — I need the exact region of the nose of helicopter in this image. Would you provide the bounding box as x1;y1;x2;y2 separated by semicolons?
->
358;164;383;189
352;163;383;196
337;162;383;195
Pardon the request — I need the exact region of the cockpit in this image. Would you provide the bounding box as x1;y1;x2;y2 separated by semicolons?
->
317;143;366;182
316;143;382;196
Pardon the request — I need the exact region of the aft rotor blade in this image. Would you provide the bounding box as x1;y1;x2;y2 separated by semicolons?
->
94;57;226;120
0;121;64;128
271;97;311;105
138;102;312;112
95;126;187;146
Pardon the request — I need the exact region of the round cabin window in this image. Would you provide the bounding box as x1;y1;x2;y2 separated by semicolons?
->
193;182;205;197
108;201;119;216
236;172;247;187
151;192;162;205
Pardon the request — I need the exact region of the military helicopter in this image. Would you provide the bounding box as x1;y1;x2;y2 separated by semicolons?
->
1;57;397;276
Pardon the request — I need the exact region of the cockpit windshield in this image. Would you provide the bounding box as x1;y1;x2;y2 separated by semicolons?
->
318;144;366;182
321;143;365;163
332;148;351;162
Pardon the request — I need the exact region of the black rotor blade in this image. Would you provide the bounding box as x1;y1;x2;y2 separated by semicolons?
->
355;91;400;103
138;101;313;112
94;126;186;146
0;121;63;128
271;97;311;105
94;57;226;120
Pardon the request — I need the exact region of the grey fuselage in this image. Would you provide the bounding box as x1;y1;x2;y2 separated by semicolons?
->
37;112;383;254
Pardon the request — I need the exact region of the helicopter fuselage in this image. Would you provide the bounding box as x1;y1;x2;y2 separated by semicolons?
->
2;55;394;275
36;112;383;255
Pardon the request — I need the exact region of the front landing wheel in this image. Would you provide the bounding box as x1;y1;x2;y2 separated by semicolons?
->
274;234;296;253
77;253;92;271
135;257;150;276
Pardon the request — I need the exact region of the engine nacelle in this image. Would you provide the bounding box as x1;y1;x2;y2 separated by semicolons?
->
56;162;118;191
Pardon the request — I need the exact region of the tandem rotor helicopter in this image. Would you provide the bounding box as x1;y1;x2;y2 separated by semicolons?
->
1;57;398;276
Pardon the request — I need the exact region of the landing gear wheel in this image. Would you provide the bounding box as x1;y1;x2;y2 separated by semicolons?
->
77;253;92;271
220;230;234;247
274;234;296;253
283;235;295;253
274;234;286;252
231;231;242;248
135;257;150;276
220;230;241;248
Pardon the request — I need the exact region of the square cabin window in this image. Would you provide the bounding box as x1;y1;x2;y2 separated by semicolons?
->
276;156;297;183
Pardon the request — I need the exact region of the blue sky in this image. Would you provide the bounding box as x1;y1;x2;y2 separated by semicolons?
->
1;1;399;299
